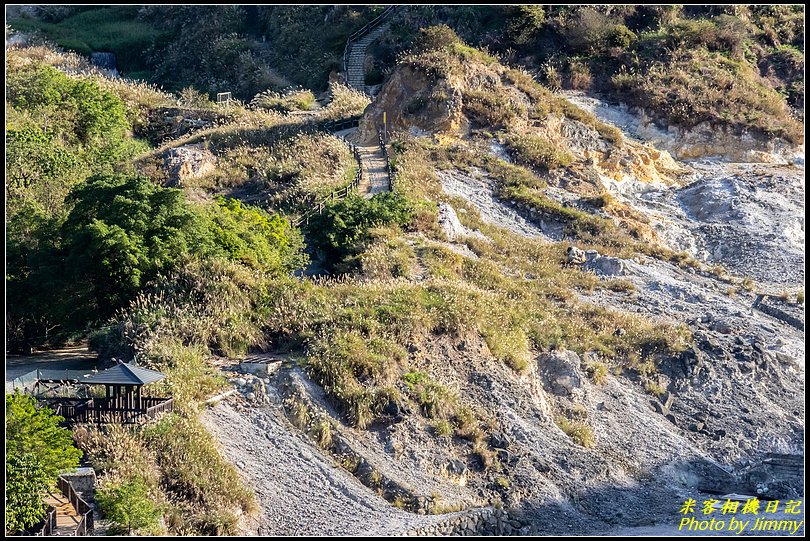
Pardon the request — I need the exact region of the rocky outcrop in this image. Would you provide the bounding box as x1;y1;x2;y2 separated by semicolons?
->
164;143;217;187
567;246;628;277
637;118;803;164
360;66;464;138
437;203;485;242
537;350;584;397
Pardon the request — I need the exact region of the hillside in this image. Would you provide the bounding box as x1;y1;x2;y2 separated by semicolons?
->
8;6;804;141
4;7;805;538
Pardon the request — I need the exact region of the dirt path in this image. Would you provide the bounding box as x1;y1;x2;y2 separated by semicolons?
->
202;399;450;536
357;143;389;198
333;127;390;199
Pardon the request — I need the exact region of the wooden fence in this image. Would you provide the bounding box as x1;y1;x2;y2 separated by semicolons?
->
57;476;94;536
44;396;174;425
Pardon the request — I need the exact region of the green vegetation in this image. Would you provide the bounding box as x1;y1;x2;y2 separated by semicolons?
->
251;87;317;112
8;173;304;348
555;416;595;448
501;132;574;171
5;393;82;480
96;478;161;535
586;361;609;385
10;6;802;141
644;381;667;397
6;61;147;217
7;6;166;76
9;7;783;528
5;393;83;534
306;193;417;270
257;6;386;90
5;453;51;534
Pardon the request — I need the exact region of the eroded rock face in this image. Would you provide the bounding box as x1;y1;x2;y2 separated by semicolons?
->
438;203;466;241
164;143;217;186
360;66;463;139
537;350;584;397
648;121;801;164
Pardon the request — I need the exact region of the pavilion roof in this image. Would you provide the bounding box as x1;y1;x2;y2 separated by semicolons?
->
77;363;165;386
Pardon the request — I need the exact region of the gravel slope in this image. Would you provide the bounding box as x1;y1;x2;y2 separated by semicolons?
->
202;399;451;535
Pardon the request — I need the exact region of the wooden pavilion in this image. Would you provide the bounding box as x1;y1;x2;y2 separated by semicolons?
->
38;362;174;424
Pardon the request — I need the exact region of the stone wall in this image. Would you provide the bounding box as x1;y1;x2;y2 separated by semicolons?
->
405;507;529;536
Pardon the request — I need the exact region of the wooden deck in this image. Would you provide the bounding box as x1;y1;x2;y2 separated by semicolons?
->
43;491;81;535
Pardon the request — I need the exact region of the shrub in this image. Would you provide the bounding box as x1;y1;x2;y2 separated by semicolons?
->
415;24;463;53
140;414;256;528
610;25;637;48
587;361;608;385
567;59;593;90
644;381;666;397
96;478;161;534
5;453;51;534
433;419;452;437
306;192;416;269
251;88;317;113
502;133;573;171
5;392;82;479
321;82;370;120
555;416;595;448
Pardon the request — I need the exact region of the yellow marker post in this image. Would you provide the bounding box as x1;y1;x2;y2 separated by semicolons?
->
383;111;387;142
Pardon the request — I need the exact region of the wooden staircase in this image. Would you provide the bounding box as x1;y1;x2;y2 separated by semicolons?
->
342;7;396;96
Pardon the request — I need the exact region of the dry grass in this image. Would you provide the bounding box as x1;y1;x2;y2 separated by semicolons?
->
555;416;595;448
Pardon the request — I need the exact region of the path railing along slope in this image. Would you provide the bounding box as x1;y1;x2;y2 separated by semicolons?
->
343;6;396;95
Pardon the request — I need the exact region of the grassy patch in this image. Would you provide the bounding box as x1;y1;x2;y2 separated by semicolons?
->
555;416;595;448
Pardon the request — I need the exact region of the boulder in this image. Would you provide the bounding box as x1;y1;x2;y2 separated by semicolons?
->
446;459;468;477
566;245;587;265
537;350;584;396
585;254;627;276
438;203;466;241
164;143;217;187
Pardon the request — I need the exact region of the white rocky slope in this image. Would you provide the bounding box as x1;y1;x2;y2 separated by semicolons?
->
564;91;805;289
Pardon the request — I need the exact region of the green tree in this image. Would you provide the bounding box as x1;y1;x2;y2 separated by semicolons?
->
204;196;307;273
5;203;66;351
5;453;52;534
59;174;214;327
6;64;129;147
504;5;546;46
96;478;161;534
307;192;415;268
5;392;82;479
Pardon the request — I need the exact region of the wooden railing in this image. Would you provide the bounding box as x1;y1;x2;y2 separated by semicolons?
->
342;6;396;76
57;476;94;536
41;397;174;425
34;506;57;536
144;397;175;417
378;130;395;192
